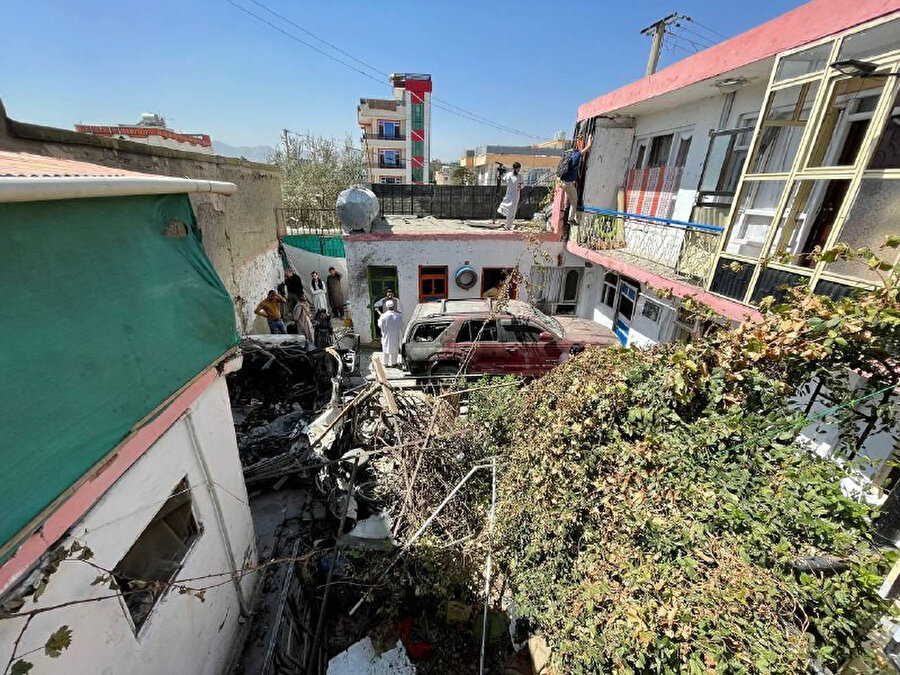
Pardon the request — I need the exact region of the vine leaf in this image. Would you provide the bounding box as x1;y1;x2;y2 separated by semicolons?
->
44;625;72;658
10;660;33;674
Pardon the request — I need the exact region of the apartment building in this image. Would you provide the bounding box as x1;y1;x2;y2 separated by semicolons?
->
358;73;432;184
459;137;567;186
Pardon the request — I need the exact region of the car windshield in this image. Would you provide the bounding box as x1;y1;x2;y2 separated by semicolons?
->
531;306;564;338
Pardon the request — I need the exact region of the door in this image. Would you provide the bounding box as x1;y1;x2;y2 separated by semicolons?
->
367;265;398;339
418;266;448;302
614;281;638;345
498;318;562;375
454;319;506;374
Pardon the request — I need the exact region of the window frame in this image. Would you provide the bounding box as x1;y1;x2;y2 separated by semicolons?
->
418;265;449;303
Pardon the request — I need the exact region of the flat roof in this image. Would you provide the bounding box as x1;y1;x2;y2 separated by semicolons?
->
578;0;900;121
0;151;155;178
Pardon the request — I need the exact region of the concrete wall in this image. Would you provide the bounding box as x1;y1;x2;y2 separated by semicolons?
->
0;99;282;334
344;235;565;342
0;373;256;675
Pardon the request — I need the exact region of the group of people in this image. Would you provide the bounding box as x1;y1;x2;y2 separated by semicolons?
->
254;267;346;349
495;134;592;229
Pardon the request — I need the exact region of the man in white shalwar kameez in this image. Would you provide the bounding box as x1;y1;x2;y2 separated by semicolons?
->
378;300;403;367
497;162;523;229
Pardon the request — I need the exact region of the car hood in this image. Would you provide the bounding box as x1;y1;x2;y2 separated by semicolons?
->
555;316;618;346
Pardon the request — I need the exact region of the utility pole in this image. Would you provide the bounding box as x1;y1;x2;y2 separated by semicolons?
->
640;13;679;76
282;128;291;161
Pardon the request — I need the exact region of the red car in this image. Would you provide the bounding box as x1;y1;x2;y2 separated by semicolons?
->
401;299;618;379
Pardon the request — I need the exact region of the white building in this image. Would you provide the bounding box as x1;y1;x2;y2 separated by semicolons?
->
75;113;214;154
0;152;255;674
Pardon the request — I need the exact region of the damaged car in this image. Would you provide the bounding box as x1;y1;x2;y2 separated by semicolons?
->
401;299;617;380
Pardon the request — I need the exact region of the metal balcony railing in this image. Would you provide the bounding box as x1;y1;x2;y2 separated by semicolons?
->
365;131;406;141
576;207;723;285
276;207;341;235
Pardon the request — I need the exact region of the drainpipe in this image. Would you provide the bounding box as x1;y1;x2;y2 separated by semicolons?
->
0;176;237;203
185;411;250;617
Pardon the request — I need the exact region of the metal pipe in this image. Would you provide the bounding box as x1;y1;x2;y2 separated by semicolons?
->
479;458;497;675
0;176;237;203
580;205;725;233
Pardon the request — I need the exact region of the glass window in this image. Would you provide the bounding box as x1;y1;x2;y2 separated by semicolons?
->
725;179;787;257
412;322;451;342
674;136;692;167
826;179;900;282
749;81;819;174
774;42;834;82
500;319;543;343
768;179;851;266
634;143;647;169
647;134;673;167
457;320;498;343
838;17;900;62
807;75;888;167
602;272;618;307
868;87;900;170
697;118;756;207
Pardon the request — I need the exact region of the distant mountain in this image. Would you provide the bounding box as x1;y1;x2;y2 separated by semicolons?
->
212;141;275;164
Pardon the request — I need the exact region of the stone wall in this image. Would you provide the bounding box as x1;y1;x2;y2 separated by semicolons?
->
0;99;282;333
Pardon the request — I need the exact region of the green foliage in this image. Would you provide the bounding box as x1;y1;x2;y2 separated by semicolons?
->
44;626;72;658
10;660;32;674
271;133;366;209
449;166;475;186
467;277;899;673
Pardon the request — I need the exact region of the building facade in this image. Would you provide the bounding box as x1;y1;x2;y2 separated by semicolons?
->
0;153;256;674
75;113;213;154
358;73;432;184
460;138;567;186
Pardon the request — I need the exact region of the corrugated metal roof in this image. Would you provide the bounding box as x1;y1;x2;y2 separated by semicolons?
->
0;151;159;179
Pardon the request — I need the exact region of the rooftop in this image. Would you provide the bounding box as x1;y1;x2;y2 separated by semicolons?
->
0;151;154;178
359;98;400;111
358;214;546;238
578;0;899;120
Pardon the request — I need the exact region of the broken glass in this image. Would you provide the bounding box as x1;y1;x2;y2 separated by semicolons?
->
768;179;851;266
749;82;819;174
807;75;887;167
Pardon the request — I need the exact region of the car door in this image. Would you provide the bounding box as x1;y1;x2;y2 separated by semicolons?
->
498;319;561;375
454;319;506;375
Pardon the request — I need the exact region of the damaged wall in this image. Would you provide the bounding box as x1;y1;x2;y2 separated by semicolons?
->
0;98;282;333
0;374;257;675
344;235;565;342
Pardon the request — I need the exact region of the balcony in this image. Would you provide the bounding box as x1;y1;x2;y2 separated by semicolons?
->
377;159;406;169
575;208;723;286
365;131;406;141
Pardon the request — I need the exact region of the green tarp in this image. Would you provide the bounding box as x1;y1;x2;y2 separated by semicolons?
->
282;234;346;258
0;193;238;555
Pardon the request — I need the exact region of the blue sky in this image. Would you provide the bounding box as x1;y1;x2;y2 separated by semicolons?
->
2;0;805;160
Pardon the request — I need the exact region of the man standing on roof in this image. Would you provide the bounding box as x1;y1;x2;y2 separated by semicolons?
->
378;300;402;367
255;290;288;334
560;135;592;224
497;162;523;230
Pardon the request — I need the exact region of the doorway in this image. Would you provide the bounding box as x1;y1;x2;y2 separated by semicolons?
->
367;265;398;339
613;280;639;345
481;267;518;299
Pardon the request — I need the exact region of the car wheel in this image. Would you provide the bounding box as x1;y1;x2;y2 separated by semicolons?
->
429;363;461;394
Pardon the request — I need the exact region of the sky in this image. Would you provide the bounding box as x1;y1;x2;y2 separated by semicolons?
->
1;0;807;161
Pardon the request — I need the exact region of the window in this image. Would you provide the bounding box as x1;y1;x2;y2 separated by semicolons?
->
481;268;517;299
768;179;852;266
380;177;398;184
379;121;400;139
411;321;451;342
456;320;498;342
710;259;756;301
633;143;647;169
695;115;757;212
867;88;900;170
500;319;543;343
806;75;888;167
113;478;200;632
418;265;448;302
837;17;900;62
749;81;819;174
379;150;401;167
725;179;788;257
641;300;661;323
674;136;692;167
647;134;674;167
824;179;900;283
618;284;636;321
774;42;834;82
602;272;618;307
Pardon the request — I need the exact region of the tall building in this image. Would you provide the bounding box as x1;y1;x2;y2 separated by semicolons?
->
75;113;213;154
358;73;432;184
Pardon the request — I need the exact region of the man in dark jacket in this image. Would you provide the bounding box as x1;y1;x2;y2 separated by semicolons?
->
561;135;592;224
278;268;304;316
326;267;345;318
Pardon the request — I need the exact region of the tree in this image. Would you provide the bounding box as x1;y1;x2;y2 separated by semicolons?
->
449;165;475;186
270;133;366;209
429;158;444;182
467;250;899;673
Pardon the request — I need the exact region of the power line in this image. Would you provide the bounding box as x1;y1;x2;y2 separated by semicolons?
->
672;22;717;48
665;30;706;54
685;16;730;41
226;0;544;140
